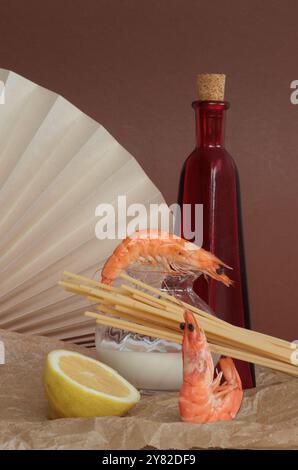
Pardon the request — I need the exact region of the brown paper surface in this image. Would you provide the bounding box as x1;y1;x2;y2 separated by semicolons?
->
0;328;297;450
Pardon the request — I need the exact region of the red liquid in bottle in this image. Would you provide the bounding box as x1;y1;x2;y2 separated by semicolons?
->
178;100;255;389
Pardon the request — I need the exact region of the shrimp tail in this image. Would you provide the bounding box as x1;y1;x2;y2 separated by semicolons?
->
212;357;243;421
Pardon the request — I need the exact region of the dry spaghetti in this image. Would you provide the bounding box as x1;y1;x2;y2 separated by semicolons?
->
59;271;298;377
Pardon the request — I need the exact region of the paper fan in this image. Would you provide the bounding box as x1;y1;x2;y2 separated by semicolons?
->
0;69;166;347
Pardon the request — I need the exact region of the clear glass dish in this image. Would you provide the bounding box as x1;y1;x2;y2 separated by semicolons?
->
95;267;219;390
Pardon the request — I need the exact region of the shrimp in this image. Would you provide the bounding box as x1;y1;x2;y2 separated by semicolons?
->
101;230;232;286
179;310;243;423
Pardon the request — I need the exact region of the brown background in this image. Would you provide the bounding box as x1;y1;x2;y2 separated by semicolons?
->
0;0;297;340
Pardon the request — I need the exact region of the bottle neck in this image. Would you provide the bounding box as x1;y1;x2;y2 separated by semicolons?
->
161;274;217;317
162;274;196;294
193;100;229;148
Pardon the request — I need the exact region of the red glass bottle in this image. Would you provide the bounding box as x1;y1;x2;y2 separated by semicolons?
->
178;77;255;389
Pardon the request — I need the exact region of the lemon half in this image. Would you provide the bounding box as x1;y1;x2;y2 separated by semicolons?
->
44;349;140;419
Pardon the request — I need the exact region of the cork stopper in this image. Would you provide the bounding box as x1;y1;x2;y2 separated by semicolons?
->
197;73;226;101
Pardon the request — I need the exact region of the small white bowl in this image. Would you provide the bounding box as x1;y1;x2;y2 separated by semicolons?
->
96;346;183;391
96;340;220;391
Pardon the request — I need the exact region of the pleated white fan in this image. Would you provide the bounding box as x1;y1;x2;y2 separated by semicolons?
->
0;68;166;348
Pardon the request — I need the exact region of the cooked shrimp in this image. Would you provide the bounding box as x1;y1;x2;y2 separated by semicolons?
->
179;310;243;423
101;230;232;286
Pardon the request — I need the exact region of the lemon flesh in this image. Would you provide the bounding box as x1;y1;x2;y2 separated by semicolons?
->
44;349;140;418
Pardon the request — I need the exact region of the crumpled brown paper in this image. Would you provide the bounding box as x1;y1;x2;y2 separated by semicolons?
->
0;328;297;450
